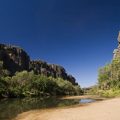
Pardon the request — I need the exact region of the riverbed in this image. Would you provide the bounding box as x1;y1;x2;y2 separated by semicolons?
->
0;95;102;120
14;97;120;120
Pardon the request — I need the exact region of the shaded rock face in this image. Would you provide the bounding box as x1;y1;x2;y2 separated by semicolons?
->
0;44;78;85
67;75;78;85
0;44;30;75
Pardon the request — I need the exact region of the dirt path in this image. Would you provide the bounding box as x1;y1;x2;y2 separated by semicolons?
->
14;97;120;120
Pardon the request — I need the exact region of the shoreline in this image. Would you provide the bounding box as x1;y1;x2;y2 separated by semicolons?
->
60;95;106;100
13;95;119;120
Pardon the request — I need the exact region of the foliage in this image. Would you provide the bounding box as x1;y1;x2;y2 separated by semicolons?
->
96;89;120;98
0;63;82;98
98;58;120;97
83;85;99;95
0;61;10;77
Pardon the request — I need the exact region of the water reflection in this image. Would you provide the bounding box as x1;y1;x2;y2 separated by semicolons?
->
80;98;96;103
0;97;97;120
0;97;80;120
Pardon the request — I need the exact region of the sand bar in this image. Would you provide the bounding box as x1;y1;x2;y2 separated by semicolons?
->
14;97;120;120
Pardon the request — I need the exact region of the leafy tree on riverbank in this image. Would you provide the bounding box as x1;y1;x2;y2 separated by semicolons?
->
97;58;120;97
0;62;82;98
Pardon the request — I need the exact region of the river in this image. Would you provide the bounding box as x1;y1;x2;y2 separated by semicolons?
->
0;97;96;120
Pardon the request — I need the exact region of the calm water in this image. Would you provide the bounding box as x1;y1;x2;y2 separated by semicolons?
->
0;97;96;120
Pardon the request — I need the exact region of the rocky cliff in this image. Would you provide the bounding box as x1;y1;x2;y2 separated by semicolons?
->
0;44;30;75
30;60;77;85
0;44;78;85
113;32;120;59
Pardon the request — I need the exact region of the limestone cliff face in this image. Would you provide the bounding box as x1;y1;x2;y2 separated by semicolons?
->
30;60;67;78
113;32;120;59
0;44;30;75
0;44;78;85
30;60;78;85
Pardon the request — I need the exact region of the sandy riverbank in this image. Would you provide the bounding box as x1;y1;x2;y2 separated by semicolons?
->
14;96;120;120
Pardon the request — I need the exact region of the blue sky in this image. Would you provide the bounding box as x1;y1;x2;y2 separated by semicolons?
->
0;0;120;87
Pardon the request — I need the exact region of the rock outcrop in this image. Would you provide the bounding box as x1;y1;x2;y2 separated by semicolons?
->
0;43;78;85
113;32;120;59
0;44;30;75
30;60;78;85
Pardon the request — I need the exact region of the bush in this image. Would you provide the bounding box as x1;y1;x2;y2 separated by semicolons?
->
98;58;120;97
0;70;82;98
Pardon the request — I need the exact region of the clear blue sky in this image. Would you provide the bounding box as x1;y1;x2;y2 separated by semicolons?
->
0;0;120;87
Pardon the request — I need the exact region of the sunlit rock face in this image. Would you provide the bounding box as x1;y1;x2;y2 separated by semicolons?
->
0;44;30;75
30;60;78;85
113;32;120;59
0;44;78;85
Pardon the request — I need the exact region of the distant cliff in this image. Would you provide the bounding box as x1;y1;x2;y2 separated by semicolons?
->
30;60;77;85
0;44;78;85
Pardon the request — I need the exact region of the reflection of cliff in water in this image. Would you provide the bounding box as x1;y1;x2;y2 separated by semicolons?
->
0;97;80;120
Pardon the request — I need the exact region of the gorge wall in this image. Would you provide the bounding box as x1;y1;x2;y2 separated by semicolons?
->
0;44;78;85
113;31;120;59
0;44;30;74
